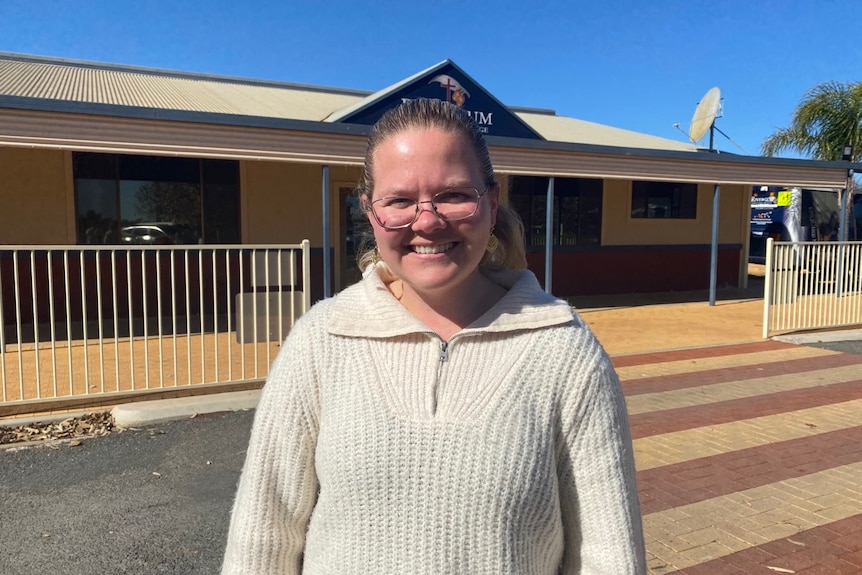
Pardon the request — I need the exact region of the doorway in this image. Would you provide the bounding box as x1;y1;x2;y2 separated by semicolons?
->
339;186;364;290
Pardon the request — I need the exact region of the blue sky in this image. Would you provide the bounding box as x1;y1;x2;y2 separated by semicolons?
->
2;0;860;157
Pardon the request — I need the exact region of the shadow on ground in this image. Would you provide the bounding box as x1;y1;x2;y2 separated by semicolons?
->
570;275;765;311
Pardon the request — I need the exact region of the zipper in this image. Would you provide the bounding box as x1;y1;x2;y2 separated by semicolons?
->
432;340;449;416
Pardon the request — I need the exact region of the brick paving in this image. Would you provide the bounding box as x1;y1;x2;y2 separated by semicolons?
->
618;342;862;574
611;340;799;369
639;426;862;514
629;378;862;438
622;352;862;396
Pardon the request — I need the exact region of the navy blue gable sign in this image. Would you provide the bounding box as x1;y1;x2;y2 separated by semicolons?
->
334;61;544;140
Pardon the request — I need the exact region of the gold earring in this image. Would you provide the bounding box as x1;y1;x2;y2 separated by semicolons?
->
372;245;382;264
486;232;499;254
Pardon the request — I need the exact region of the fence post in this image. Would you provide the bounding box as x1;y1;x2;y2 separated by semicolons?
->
301;239;311;313
0;261;5;355
762;237;774;339
836;241;845;298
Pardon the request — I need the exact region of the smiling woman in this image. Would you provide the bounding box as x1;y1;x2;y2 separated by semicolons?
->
357;124;503;335
221;98;646;575
355;98;527;292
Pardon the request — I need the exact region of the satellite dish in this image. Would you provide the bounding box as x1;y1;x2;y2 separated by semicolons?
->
689;87;721;144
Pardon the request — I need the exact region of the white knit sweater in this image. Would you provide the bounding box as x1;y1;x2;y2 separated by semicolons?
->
221;267;645;574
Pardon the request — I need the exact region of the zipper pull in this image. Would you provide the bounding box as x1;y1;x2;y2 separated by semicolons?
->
439;341;449;362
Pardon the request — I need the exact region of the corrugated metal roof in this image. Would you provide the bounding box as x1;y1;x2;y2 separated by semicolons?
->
518;111;696;152
323;60;444;122
0;52;696;152
0;54;367;121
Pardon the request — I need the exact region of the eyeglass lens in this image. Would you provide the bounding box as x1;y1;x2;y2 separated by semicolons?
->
371;188;482;229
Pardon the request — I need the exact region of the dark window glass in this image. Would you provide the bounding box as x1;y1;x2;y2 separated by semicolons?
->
530;190;549;247
203;160;241;244
77;179;120;244
508;176;602;247
631;181;697;219
121;180;202;240
120;155;199;183
74;152;117;179
73;153;240;245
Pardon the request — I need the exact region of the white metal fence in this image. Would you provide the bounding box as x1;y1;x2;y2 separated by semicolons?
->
1;241;311;412
762;238;862;337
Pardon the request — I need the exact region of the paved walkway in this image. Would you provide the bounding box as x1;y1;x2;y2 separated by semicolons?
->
620;340;862;574
574;274;767;356
99;296;862;573
5;270;862;573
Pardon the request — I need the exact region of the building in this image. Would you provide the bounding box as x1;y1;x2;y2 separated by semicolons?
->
0;52;854;301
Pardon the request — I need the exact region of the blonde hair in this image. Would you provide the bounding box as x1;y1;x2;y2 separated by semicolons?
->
356;98;526;274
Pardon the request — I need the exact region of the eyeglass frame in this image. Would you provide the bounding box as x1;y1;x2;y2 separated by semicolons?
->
362;186;492;230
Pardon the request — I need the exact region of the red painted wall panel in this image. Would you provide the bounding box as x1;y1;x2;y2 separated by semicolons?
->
527;246;741;297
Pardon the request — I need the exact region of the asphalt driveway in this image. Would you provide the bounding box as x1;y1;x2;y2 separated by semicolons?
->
0;409;254;575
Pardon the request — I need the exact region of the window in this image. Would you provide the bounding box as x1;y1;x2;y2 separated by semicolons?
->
631;181;697;219
74;153;240;245
508;176;602;248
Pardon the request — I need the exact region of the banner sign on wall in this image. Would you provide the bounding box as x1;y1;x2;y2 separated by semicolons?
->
333;60;544;140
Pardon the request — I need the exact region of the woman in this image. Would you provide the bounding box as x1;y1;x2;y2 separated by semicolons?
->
221;98;645;574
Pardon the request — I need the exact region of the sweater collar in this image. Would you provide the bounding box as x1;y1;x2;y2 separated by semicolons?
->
327;264;574;338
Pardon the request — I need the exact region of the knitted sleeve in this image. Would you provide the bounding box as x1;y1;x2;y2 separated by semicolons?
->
557;340;646;575
221;317;321;575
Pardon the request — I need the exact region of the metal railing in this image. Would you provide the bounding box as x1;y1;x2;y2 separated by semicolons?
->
1;241;311;411
763;238;862;337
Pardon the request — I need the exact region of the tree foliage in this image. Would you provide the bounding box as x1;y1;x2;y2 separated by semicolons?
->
134;181;201;230
761;81;862;161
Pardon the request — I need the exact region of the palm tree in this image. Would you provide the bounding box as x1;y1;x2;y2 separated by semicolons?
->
762;81;862;239
761;81;862;161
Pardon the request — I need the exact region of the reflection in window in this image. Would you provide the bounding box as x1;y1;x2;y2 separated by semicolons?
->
631;181;697;219
508;176;602;248
73;153;240;245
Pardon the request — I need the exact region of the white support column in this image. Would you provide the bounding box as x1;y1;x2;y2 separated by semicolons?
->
321;165;331;298
544;177;555;294
709;184;720;306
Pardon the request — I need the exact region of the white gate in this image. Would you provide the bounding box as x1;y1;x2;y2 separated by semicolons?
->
762;238;862;337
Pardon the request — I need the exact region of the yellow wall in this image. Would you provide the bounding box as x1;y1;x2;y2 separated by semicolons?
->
242;161;321;244
242;161;362;246
602;180;748;246
0;148;74;244
0;146;749;257
497;175;510;202
0;150;366;247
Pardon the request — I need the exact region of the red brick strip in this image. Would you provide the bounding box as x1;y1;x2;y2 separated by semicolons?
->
662;513;862;574
638;424;862;515
629;378;862;439
611;340;797;368
622;352;862;396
